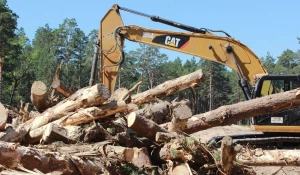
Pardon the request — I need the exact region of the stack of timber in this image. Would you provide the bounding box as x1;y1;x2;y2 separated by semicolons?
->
0;68;300;175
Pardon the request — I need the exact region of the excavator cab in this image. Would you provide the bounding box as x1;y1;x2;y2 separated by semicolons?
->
251;74;300;132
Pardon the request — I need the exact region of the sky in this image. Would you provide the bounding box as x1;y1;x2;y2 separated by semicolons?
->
6;0;300;64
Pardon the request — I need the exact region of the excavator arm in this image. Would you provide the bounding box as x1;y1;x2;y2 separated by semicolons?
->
98;4;267;95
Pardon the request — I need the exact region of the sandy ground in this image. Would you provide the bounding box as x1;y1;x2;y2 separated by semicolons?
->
191;124;300;175
191;124;263;144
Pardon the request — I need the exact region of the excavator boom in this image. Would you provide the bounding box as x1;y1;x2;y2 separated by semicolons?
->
97;4;300;135
99;5;124;93
98;4;267;94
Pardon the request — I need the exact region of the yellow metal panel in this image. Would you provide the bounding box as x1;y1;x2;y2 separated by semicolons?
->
99;4;124;93
251;125;300;133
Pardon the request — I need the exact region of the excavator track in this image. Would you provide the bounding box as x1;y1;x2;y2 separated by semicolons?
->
208;133;300;148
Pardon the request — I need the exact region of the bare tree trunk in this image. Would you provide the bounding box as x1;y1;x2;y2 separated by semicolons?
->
209;70;213;111
132;69;205;106
221;136;242;175
127;112;169;140
236;149;300;166
161;88;300;134
0;141;105;175
0;55;2;102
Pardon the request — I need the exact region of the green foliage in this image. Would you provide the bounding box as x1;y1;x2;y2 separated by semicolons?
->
212;150;221;162
120;163;138;175
31;24;57;86
197;59;232;112
261;52;276;74
1;2;300;118
0;0;22;104
276;49;300;74
127;44;168;91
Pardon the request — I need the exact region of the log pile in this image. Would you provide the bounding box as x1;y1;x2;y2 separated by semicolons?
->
0;68;300;175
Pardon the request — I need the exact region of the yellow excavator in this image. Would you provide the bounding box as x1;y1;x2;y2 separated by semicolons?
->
91;4;300;134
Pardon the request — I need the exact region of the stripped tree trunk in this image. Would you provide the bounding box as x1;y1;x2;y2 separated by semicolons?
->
221;136;242;175
236;149;300;166
131;69;205;106
0;83;110;143
162;88;300;134
127;112;169;140
0;141;104;175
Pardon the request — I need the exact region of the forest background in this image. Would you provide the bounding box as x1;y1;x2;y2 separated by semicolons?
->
1;1;299;124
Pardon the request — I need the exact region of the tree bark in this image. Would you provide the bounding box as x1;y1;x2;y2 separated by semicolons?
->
127;112;169;140
97;145;152;168
236;149;300;166
40;123;83;144
30;83;110;130
26;99;135;144
0;141;105;175
162;88;300;134
51;79;74;98
159;137;209;165
30;81;49;112
135;100;172;124
25;116;69;144
131;69;205;106
221;136;242;175
0;83;110;143
168;103;192;132
62;101;137;126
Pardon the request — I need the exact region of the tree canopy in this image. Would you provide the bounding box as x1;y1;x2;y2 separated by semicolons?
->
1;2;299;121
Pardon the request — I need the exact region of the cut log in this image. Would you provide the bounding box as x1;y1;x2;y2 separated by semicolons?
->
109;88;130;102
50;61;74;98
62;101;137;126
26;100;135;144
236;148;300;166
40;123;83;144
0;102;7;131
97;145;152;168
0;141;104;175
127;112;169;140
168;103;192;132
162;88;300;134
51;79;74;98
30;81;49;112
221;136;242;175
0;121;32;142
131;69;205;106
11;83;111;142
25;116;68;144
135;100;172;124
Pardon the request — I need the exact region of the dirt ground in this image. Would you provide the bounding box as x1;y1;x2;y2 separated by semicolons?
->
191;124;300;175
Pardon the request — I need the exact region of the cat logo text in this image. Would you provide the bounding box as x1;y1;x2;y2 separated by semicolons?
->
165;36;181;48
